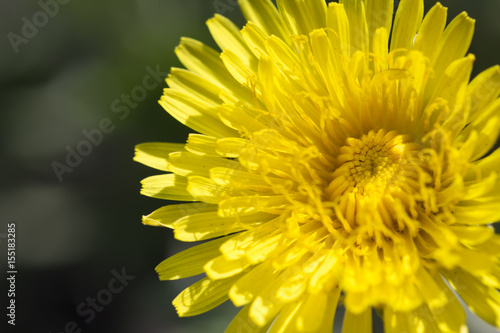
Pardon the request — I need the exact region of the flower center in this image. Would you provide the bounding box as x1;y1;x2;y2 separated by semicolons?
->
332;129;417;197
326;129;422;233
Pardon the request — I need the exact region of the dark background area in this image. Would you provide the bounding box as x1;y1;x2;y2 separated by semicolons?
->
0;0;499;332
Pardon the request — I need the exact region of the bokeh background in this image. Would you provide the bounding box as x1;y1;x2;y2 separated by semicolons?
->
1;0;499;332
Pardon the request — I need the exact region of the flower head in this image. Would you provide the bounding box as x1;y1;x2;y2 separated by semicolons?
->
136;0;500;331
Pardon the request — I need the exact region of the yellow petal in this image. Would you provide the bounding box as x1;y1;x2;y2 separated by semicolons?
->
456;245;496;276
431;12;475;81
175;37;249;96
273;272;306;304
238;0;291;43
249;277;287;327
241;21;269;58
469;117;500;161
173;275;240;317
187;175;230;203
219;220;280;260
433;301;467;333
467;65;500;123
426;54;474;108
238;144;299;178
269;288;340;333
309;29;342;100
185;134;219;157
216;137;247;157
276;0;326;36
245;233;288;264
415;268;448;310
210;167;286;192
452;224;495;247
454;197;500;225
308;250;338;294
221;49;256;86
265;35;302;76
218;195;291;217
390;0;423;51
142;202;216;227
134;142;184;171
465;147;500;181
167;68;222;105
140;174;195;201
173;211;244;242
326;3;350;59
160;89;237;138
295;292;328;332
229;262;278;306
444;269;500;328
412;2;447;59
219;104;268;134
174;210;272;242
207;14;257;71
226;303;272;333
365;0;393;44
340;0;368;55
155;236;228;280
205;255;250;280
266;299;301;333
383;309;418;333
167;151;239;177
342;307;372;333
371;27;389;72
462;173;498;200
316;288;342;333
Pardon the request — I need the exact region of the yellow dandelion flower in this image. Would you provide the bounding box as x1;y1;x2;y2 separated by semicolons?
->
135;0;500;332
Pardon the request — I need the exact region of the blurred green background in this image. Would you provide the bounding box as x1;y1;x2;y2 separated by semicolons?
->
0;0;499;332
